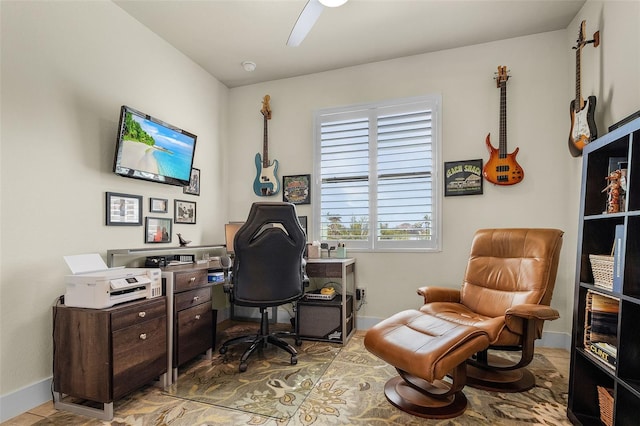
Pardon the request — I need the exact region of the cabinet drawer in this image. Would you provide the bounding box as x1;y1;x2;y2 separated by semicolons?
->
306;262;343;278
175;303;212;366
112;315;167;400
111;298;166;331
174;269;208;292
174;287;211;312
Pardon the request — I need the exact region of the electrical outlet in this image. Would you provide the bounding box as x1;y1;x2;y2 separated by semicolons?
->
356;287;366;301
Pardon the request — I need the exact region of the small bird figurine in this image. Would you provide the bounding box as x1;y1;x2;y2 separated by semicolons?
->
177;233;191;247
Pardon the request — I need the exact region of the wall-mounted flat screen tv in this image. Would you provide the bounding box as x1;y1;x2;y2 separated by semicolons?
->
113;105;197;186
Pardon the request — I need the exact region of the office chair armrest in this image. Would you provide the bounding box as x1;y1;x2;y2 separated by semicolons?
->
416;286;460;304
505;304;560;335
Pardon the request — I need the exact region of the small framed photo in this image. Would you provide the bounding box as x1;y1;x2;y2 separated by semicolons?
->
444;159;483;196
282;174;311;205
145;217;172;243
175;199;196;224
183;168;200;196
106;192;142;226
149;197;168;213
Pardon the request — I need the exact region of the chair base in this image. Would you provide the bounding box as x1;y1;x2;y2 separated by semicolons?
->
384;375;468;419
466;353;535;393
219;309;301;372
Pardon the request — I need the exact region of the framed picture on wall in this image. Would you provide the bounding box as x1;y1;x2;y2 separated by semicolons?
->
106;192;142;226
282;174;311;204
183;168;200;196
149;197;168;213
175;199;196;224
145;217;172;243
444;159;483;196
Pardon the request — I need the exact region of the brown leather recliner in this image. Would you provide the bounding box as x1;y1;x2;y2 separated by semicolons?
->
418;228;564;392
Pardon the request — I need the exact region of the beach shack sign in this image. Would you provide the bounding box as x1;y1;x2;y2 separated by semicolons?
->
444;159;483;196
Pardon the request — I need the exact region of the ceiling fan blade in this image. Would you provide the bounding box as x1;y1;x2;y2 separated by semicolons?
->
287;0;324;47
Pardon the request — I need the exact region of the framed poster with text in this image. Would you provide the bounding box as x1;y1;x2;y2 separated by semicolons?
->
444;159;483;196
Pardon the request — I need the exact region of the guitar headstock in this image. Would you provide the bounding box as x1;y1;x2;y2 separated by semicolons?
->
496;65;509;87
577;20;586;47
574;20;599;50
261;95;272;120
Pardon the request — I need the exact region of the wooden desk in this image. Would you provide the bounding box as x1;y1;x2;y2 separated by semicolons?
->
300;258;356;344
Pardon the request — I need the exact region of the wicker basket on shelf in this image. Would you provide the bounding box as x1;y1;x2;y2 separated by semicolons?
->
589;254;614;290
597;386;614;426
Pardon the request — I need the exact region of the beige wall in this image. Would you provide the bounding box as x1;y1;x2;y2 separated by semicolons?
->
0;1;228;418
228;29;576;334
226;1;639;344
1;0;638;421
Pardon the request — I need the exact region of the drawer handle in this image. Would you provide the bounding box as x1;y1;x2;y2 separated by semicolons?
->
138;311;146;318
193;296;200;302
139;333;147;340
195;314;201;320
189;277;196;282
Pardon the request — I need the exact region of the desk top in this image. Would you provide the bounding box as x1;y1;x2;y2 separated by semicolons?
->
306;257;354;264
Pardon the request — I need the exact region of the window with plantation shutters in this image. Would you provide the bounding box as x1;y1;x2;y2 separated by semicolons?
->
313;95;441;251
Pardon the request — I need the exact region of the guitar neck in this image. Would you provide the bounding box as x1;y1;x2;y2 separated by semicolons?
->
263;115;269;166
575;46;582;111
499;80;507;158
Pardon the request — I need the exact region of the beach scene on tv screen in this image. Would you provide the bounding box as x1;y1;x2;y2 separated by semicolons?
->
118;111;195;181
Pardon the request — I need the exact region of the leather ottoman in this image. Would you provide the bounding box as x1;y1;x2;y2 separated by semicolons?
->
364;309;490;418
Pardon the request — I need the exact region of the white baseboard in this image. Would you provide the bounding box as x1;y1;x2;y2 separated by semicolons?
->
537;330;572;350
0;377;52;423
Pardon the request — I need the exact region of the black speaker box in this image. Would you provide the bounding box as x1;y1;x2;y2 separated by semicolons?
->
296;294;353;342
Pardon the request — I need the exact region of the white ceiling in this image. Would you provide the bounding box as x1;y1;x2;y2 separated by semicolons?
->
115;0;585;88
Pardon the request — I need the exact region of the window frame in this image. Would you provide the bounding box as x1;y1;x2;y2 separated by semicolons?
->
312;94;442;253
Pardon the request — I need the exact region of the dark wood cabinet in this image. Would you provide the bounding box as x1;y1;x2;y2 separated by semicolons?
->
568;117;640;425
53;297;167;420
162;263;214;382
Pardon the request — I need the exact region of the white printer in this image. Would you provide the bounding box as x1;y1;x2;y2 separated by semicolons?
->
64;253;162;309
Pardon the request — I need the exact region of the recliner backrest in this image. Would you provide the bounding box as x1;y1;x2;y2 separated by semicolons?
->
232;202;306;307
460;228;563;318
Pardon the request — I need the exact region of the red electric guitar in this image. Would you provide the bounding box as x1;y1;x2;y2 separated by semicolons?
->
483;66;524;185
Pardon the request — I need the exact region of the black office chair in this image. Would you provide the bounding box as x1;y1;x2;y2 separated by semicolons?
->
219;202;307;372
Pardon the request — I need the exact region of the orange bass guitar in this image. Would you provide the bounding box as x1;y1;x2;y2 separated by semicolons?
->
483;66;524;185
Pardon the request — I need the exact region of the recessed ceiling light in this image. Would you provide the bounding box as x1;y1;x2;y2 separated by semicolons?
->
241;61;257;72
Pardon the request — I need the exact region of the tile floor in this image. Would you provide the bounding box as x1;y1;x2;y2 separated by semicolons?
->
1;346;570;425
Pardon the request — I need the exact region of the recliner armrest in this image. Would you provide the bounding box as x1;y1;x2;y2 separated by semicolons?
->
416;286;460;304
505;304;559;335
506;304;560;321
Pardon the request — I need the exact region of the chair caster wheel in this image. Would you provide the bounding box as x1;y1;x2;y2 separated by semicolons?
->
219;347;227;354
295;339;302;346
239;362;248;372
291;356;298;365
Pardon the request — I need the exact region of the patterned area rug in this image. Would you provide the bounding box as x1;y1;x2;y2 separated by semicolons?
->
165;324;340;421
36;327;570;425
